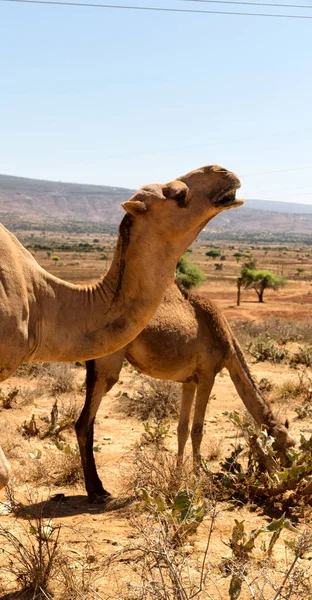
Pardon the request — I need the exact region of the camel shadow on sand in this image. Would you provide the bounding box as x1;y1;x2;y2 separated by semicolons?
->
13;492;135;520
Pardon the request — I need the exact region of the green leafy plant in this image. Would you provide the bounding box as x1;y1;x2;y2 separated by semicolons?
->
139;486;206;546
249;338;289;363
142;418;171;446
225;516;296;600
176;254;206;289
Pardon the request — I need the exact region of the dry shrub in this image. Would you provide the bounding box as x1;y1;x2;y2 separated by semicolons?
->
0;387;19;409
103;511;216;600
1;422;26;460
125;378;180;421
0;491;100;600
290;346;312;368
41;397;82;439
231;318;312;347
26;443;83;487
249;338;289;363
52;442;83;486
15;363;48;379
128;444;193;505
45;363;75;396
59;395;81;428
0;508;62;598
275;370;312;405
204;438;223;462
15;363;76;397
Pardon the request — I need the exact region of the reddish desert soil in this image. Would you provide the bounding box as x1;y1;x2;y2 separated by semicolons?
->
0;237;311;599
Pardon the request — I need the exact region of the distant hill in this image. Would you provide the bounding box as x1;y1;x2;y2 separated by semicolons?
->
244;199;312;215
1;173;312;239
0;174;132;227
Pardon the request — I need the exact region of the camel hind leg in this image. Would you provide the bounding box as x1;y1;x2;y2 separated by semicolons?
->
75;350;125;502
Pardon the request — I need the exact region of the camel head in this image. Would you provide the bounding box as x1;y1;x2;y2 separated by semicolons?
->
122;164;243;254
0;445;10;490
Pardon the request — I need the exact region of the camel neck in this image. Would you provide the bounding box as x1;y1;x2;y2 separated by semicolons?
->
30;214;178;362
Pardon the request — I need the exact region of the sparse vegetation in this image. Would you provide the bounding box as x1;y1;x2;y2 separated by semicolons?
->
124;378;180;421
231;318;312;348
0;387;19;409
1;230;312;599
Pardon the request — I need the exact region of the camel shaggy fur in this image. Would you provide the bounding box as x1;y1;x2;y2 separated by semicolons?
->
0;164;243;488
77;285;294;502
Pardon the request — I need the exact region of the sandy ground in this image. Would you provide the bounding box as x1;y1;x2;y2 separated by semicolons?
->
0;240;311;598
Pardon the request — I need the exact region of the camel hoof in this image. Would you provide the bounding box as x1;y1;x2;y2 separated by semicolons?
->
88;491;112;505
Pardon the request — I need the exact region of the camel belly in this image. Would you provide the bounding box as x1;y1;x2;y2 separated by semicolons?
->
125;330;199;383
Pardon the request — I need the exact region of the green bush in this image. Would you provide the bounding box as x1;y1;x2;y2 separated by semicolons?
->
205;249;221;259
176;254;205;289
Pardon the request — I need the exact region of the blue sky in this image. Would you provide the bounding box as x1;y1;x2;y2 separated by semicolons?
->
1;0;312;204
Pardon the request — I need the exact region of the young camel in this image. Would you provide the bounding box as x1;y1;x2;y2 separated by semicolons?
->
0;164;243;486
77;285;294;502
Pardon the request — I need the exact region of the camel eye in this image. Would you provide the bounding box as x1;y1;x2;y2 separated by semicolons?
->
174;190;187;207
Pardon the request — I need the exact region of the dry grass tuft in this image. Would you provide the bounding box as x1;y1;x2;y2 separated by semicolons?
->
128;444;193;505
0;489;101;600
15;363;77;398
25;443;83;487
124;377;180;421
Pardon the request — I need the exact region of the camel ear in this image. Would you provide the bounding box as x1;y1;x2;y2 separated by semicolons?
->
121;200;148;216
162;181;188;207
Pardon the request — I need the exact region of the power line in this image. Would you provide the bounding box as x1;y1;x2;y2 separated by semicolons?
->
179;0;312;10
3;0;312;18
242;164;312;177
250;183;312;193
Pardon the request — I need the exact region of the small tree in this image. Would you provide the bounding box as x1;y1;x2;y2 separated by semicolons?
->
236;276;243;306
205;249;220;260
241;267;286;303
176;254;205;290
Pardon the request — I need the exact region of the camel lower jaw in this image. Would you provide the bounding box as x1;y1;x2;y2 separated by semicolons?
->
222;197;244;210
214;188;244;210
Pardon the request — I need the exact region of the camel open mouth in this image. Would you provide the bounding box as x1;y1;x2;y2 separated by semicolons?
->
214;186;244;210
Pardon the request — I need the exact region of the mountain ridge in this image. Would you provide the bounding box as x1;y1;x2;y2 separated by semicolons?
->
1;173;312;236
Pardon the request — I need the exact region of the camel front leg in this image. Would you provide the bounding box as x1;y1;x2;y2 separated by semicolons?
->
75;350;124;502
191;376;215;471
177;382;196;467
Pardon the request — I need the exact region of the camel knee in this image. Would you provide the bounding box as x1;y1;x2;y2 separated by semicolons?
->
177;422;190;442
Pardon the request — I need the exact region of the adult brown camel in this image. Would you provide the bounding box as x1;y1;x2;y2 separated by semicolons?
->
0;164;243;487
77;285;294;502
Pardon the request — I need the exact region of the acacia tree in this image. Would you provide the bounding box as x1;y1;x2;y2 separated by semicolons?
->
240;267;286;303
236;259;256;306
206;249;220;260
